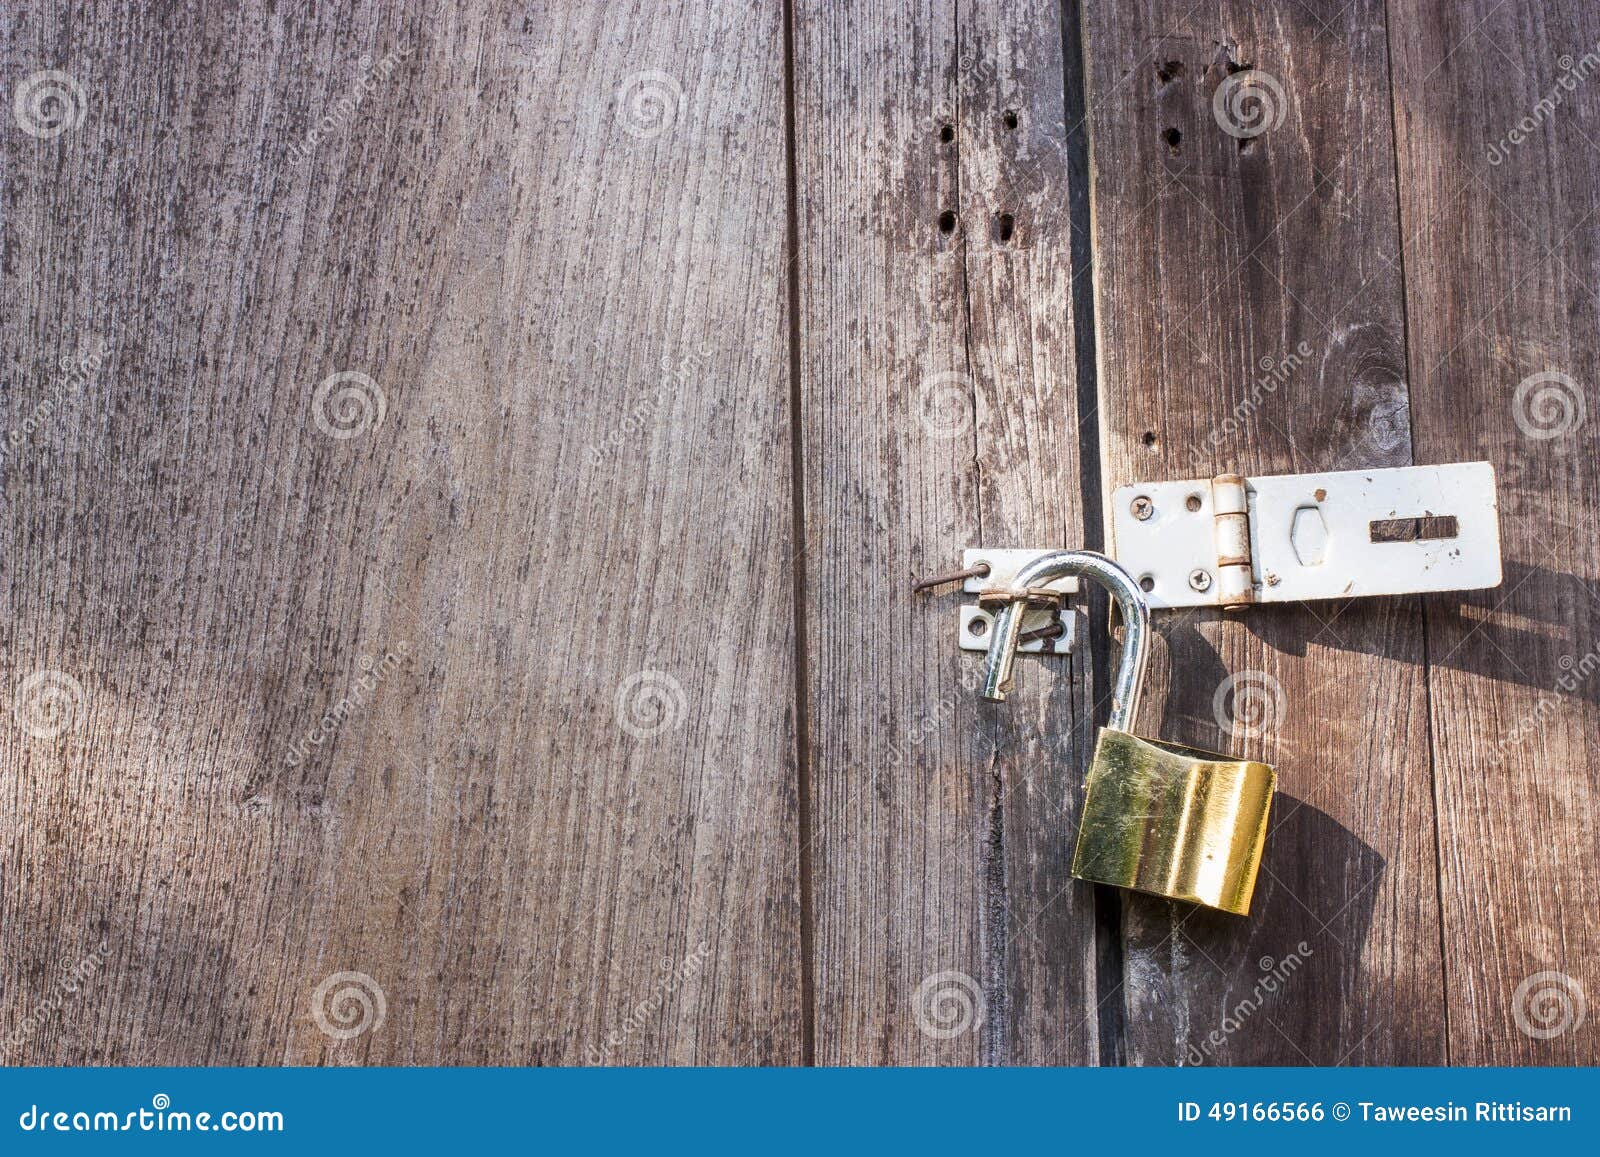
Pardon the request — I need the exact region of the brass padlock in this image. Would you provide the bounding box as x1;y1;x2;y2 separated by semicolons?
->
978;550;1275;916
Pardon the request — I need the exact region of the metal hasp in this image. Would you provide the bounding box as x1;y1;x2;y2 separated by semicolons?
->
955;549;1078;656
1110;462;1503;610
977;550;1276;916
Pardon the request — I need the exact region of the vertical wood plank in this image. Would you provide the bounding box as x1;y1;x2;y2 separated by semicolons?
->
794;0;1098;1064
1;0;801;1063
1388;0;1600;1063
1082;0;1447;1063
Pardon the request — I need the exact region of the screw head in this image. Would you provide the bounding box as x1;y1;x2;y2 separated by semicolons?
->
1131;496;1154;521
1188;568;1212;592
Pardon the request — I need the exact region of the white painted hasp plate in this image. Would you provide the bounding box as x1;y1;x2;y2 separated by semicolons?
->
956;549;1077;653
1109;463;1503;609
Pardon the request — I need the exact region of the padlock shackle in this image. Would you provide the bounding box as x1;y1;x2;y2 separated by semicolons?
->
978;550;1150;731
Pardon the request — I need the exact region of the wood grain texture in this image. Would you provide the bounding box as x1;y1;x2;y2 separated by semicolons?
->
793;0;1099;1063
1388;0;1600;1063
1;0;802;1064
1082;0;1446;1064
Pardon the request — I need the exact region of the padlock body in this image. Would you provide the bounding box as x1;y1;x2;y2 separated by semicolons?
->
1071;728;1275;915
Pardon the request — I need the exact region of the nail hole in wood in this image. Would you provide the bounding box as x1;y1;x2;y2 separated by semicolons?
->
1163;127;1182;153
938;210;957;234
940;123;954;143
1156;60;1184;84
1002;109;1019;130
1142;430;1159;449
996;212;1015;243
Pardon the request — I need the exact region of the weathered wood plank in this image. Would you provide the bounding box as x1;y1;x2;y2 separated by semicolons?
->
1388;0;1600;1063
794;0;1098;1064
1082;0;1447;1064
0;0;801;1064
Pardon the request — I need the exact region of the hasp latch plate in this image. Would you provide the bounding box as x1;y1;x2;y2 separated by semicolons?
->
1109;462;1503;609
